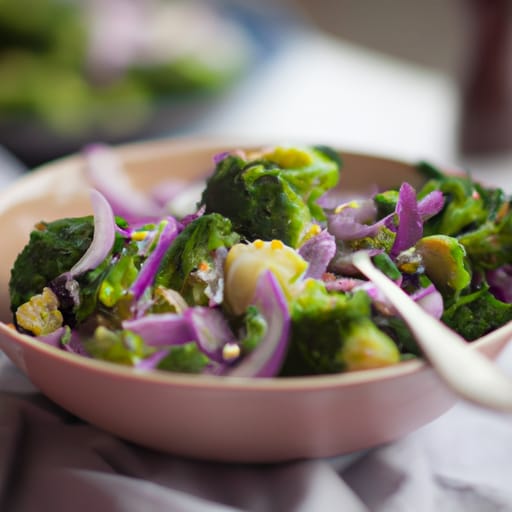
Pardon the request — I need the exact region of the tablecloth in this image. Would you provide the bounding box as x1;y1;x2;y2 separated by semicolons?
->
1;346;512;512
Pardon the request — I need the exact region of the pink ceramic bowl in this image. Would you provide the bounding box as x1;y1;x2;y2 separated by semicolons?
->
0;138;510;463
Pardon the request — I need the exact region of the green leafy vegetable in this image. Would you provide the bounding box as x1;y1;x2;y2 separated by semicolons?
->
9;216;94;313
281;280;399;375
157;342;210;373
85;326;153;365
442;287;512;340
201;147;340;247
237;305;267;354
420;174;486;236
155;213;240;305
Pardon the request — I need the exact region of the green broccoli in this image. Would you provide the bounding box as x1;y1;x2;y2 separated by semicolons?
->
155;213;240;305
417;163;487;236
442;286;512;340
84;326;153;366
157;342;211;373
416;161;512;271
457;206;512;270
229;304;268;354
9;215;131;330
374;189;399;219
280;280;400;375
9;216;95;315
201;146;340;247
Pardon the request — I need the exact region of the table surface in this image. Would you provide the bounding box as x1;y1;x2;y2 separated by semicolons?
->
1;29;512;512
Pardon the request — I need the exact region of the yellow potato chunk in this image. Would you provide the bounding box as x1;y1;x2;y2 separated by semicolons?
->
15;287;63;336
224;240;308;315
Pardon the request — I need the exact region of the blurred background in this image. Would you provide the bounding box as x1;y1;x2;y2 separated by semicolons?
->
0;0;509;172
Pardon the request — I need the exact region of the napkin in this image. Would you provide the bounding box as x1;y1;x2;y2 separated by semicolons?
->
1;345;511;512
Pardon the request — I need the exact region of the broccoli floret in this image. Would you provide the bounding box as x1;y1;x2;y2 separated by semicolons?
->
280;280;400;375
230;304;268;354
155;213;240;305
373;315;421;356
374;189;399;219
84;326;152;366
418;170;487;236
417;161;512;270
157;342;210;373
201;146;340;247
442;287;512;340
9;216;95;315
457;206;512;270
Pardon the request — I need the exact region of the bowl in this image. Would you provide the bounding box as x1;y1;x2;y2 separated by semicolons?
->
0;138;510;463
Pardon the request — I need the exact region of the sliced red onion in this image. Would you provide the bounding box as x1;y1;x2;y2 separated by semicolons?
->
37;327;90;356
69;189;116;277
37;327;66;348
124;306;239;365
355;280;443;319
318;188;378;210
418;190;445;220
410;284;444;319
355;280;395;307
226;270;290;378
122;313;195;346
487;265;512;303
129;218;179;302
390;183;423;257
327;199;381;241
327;215;381;241
180;205;205;228
135;350;169;371
185;307;237;363
344;199;377;223
299;229;336;279
62;331;91;357
213;151;230;164
83;144;164;223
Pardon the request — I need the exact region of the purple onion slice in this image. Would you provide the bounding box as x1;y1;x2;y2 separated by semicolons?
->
186;307;237;363
69;189;116;277
327;215;381;241
327;199;380;241
410;284;444;319
487;265;512;303
390;183;423;257
299;229;336;279
418;190;445;221
122;314;195;346
135;350;169;371
83;144;163;223
62;330;90;357
212;151;230;165
226;270;290;378
129;219;179;302
37;326;66;348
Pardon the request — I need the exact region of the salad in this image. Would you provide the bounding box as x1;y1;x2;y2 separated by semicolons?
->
8;144;512;377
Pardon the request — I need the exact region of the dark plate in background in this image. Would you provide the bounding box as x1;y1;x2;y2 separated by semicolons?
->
0;1;299;168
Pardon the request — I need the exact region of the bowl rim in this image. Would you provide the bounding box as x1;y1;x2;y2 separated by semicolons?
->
1;136;509;393
0;320;507;392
